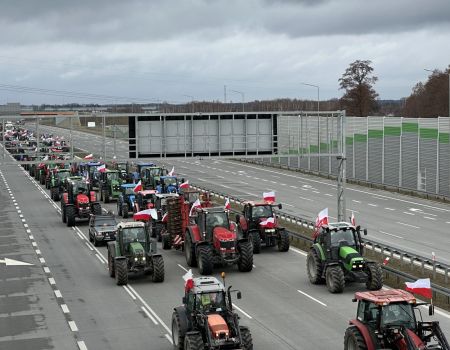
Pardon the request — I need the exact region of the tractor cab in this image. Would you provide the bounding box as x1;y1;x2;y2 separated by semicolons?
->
81;162;102;188
195;208;231;241
118;222;148;255
155;176;180;194
185;277;228;314
134;190;158;212
142;166;168;189
100;169;122;203
153;193;179;213
137;162;155;179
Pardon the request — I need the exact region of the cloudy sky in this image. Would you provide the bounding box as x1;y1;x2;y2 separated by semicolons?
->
1;0;449;105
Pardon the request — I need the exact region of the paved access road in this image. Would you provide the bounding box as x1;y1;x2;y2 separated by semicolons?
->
3;150;450;350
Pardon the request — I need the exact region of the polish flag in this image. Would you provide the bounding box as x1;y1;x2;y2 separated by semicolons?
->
133;180;142;193
260;217;276;228
224;198;231;210
313;208;328;239
179;180;189;189
350;211;356;226
263;191;275;203
189;198;201;216
84;153;93;160
183;269;194;292
97;164;106;173
162;212;169;223
168;166;175;176
383;257;390;266
405;278;432;299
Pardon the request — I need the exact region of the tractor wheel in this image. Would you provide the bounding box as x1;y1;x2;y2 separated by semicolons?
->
45;180;50;189
184;233;197;267
162;233;171;250
115;259;128;285
277;229;290;252
366;263;383;291
51;188;57;201
117;203;122;216
171;312;186;350
61;204;67;223
108;249;115;278
122;204;128;218
344;325;367;350
103;190;109;203
326;265;345;293
151;256;165;283
197;245;213;275
249;230;261;254
92;203;102;215
66;206;76;227
237;241;253;272
40;175;45;185
93;237;100;247
307;249;324;284
240;327;253;350
184;333;203;350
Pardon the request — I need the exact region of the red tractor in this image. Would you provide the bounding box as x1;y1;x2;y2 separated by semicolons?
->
61;176;102;227
184;207;253;275
345;289;449;350
236;201;289;254
133;190;158;213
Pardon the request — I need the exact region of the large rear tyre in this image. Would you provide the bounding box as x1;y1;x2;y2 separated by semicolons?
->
171;312;186;350
326;265;345;293
240;327;253;350
66;206;76;227
307;249;324;284
108;249;115;278
162;233;171;250
117;202;122;216
92;203;102;215
277;229;290;252
151;256;165;283
122;204;128;218
237;241;253;272
103;190;109;203
184;333;203;350
61;204;67;223
249;230;261;254
366;263;383;291
115;259;128;285
197;245;213;275
184;233;197;267
344;325;367;350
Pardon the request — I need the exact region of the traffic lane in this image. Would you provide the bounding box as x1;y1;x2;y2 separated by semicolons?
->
8;165;170;350
0;166;77;350
169;159;450;261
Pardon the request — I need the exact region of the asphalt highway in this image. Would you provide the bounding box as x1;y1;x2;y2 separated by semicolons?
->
2;149;450;349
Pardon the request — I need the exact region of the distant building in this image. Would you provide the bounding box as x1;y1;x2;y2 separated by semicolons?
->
0;102;21;115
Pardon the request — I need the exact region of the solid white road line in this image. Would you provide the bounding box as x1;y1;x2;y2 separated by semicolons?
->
379;231;404;239
123;285;137;300
165;334;173;344
297;290;327;307
290;247;307;256
232;303;253;319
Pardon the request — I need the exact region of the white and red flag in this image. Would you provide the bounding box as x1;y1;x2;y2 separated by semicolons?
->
133;209;158;221
168;166;175;176
133;180;142;193
97;164;106;173
179;180;189;189
313;208;328;239
224;198;231;210
405;278;432;299
189;198;201;216
260;217;276;228
263;191;275;203
350;211;356;226
84;153;93;160
183;269;194;292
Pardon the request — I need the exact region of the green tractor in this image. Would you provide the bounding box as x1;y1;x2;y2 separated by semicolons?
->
306;222;383;294
107;221;164;285
49;168;71;201
99;169;122;203
142;166;168;190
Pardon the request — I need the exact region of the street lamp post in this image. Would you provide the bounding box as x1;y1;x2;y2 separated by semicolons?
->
229;89;245;112
182;95;195;113
424;68;450;118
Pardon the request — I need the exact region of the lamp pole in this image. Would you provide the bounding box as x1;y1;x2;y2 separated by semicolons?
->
182;95;195;113
424;68;450;118
229;89;245;112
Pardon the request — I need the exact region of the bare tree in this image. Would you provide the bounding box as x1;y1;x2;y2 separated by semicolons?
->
339;60;379;117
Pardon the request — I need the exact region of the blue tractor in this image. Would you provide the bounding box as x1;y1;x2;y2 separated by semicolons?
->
117;184;136;219
156;176;181;194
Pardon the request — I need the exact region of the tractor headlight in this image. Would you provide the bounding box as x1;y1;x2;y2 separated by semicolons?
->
142;257;146;261
266;229;275;233
134;257;138;261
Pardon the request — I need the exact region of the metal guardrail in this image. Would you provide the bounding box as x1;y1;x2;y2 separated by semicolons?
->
191;183;450;288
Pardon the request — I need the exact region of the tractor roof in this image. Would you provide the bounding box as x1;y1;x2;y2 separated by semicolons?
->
138;162;155;166
121;183;137;188
244;200;275;206
160;175;177;180
117;221;145;229
155;193;179;199
105;169;119;173
138;190;157;196
86;162;101;166
354;289;416;305
325;222;355;230
67;176;83;182
191;277;224;294
197;206;227;214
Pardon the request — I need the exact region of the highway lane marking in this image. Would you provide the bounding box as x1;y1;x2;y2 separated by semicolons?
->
289;185;298;189
368;203;378;207
61;304;70;314
95;254;105;264
312;191;320;194
290;247;307;256
68;321;79;332
232;303;253;319
48;277;56;285
297;290;327;307
77;341;88;350
39;257;45;264
54;290;63;298
85;242;94;251
35;249;41;255
379;231;404;239
141;306;158;325
177;263;189;272
123;285;137;301
397;222;420;229
403;212;415;216
44;267;51;273
424;217;436;221
385;208;395;211
324;193;333;197
346;209;360;213
165;334;173;344
352;200;361;203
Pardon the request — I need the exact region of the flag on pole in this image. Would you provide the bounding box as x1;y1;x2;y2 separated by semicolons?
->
168;166;175;176
263;191;275;203
350;211;356;226
84;153;93;160
405;278;432;299
383;257;390;266
224;197;231;210
260;217;276;228
133;180;142;193
97;164;106;173
189;198;201;216
183;269;194;292
179;180;189;189
313;208;328;239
